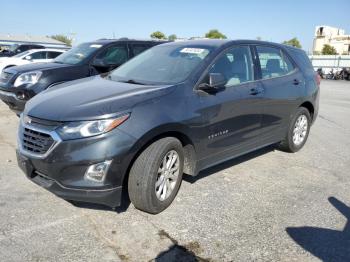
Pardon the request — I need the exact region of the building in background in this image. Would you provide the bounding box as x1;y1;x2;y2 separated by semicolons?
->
0;34;69;50
313;26;350;55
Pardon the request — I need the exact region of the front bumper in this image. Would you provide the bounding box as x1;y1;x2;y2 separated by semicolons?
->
18;154;123;207
0;89;26;113
16;121;137;207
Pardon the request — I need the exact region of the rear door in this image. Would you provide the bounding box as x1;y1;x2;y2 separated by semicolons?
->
255;45;304;144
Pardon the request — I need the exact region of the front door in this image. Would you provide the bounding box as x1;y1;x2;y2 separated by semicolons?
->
193;45;265;169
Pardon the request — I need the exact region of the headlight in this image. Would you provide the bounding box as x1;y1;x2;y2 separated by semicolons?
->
56;114;130;140
14;71;42;87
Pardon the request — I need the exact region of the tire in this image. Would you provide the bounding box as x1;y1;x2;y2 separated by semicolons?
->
279;107;311;153
128;137;184;214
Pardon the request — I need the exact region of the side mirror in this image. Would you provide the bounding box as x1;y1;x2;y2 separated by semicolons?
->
198;73;226;93
24;56;32;60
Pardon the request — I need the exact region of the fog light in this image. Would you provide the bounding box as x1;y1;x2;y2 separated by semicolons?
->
84;160;112;182
16;92;26;100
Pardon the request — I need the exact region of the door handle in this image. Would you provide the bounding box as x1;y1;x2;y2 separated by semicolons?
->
293;79;301;85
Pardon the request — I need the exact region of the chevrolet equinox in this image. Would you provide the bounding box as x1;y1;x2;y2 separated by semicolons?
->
17;40;320;214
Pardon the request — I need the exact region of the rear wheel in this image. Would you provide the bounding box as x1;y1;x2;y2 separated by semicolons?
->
128;137;184;214
279;107;311;153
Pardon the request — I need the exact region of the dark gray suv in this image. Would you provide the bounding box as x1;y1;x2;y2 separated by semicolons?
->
16;40;320;214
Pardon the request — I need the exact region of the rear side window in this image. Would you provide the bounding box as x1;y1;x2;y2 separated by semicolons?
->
131;44;152;56
287;48;314;73
256;46;294;79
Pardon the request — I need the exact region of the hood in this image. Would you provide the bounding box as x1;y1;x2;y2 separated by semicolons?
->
25;76;175;121
0;57;21;64
7;62;73;74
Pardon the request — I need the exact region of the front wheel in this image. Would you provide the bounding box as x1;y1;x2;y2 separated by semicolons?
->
128;137;184;214
279;107;311;153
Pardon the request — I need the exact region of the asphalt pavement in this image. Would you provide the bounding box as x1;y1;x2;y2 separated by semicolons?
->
0;80;349;261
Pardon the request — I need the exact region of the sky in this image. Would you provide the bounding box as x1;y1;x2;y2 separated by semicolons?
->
1;0;349;52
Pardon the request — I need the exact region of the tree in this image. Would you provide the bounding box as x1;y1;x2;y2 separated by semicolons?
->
282;37;302;48
205;29;227;39
150;31;166;39
322;44;337;55
51;34;72;46
168;34;177;41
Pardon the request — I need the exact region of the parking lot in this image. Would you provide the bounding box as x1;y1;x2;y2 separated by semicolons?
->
0;80;349;261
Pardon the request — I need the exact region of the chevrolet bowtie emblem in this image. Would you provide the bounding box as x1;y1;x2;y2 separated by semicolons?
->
23;116;32;124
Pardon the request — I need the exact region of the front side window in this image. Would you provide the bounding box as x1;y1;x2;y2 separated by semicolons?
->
54;43;103;65
256;46;294;79
208;45;254;87
47;51;63;59
110;45;213;85
30;51;46;60
95;45;128;65
131;44;152;56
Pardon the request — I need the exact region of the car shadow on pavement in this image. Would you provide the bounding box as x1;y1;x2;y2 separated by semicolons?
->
68;186;131;213
154;244;205;262
286;197;350;262
184;144;276;184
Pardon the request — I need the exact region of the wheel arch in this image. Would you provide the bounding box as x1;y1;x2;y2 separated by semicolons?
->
4;65;16;69
299;101;315;120
122;125;197;189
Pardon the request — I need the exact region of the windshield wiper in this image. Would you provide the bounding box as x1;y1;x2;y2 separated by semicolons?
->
119;79;147;85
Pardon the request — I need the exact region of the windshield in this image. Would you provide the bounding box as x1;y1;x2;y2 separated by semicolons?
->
109;45;212;85
13;50;31;58
54;43;102;65
8;44;19;52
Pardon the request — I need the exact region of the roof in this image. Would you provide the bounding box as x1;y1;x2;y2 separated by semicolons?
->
26;48;66;53
159;39;294;49
0;33;68;46
158;39;308;54
93;38;169;44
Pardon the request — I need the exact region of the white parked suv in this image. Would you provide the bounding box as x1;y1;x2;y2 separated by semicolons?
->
0;49;65;72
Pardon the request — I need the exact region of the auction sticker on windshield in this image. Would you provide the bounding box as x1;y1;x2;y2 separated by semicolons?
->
180;48;206;54
90;44;102;48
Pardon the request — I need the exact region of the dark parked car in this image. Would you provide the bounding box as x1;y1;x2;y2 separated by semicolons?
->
0;44;45;57
0;39;166;114
17;40;320;214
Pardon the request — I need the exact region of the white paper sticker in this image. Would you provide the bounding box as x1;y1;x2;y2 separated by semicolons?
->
180;48;205;54
90;44;102;48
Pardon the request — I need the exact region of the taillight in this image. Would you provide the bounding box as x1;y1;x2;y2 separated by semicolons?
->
315;73;321;87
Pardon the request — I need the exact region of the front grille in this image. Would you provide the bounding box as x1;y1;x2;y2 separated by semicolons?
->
22;127;55;155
